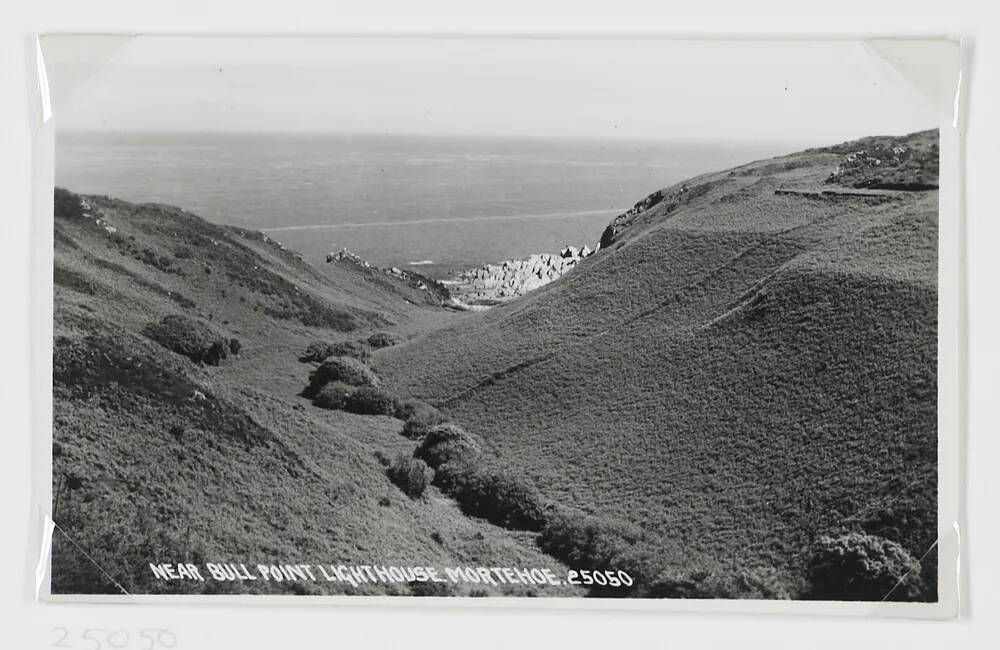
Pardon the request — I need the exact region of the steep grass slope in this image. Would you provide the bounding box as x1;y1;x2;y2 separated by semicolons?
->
377;131;939;595
51;191;573;595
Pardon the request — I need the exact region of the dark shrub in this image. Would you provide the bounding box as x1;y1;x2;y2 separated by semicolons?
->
804;532;924;601
299;340;372;364
54;265;100;296
646;567;795;600
539;509;646;574
54;188;84;219
138;247;176;273
299;341;332;363
228;338;242;355
386;454;433;499
143;314;231;365
312;381;356;410
304;356;379;397
402;420;436;440
367;331;402;349
206;341;228;365
414;424;483;468
431;456;480;494
396;399;448;437
344;386;398;416
332;341;373;363
435;460;548;531
415;423;547;531
409;580;453;596
169;424;185;441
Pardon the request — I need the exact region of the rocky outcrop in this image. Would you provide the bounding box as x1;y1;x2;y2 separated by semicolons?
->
599;189;666;250
445;245;595;307
326;247;450;305
824;139;939;191
327;247;373;267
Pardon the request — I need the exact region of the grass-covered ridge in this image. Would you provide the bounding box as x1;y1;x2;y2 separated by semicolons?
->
377;129;940;600
51;189;573;596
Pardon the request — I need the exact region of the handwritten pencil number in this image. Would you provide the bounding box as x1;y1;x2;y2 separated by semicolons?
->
51;627;177;649
140;629;178;649
51;627;71;647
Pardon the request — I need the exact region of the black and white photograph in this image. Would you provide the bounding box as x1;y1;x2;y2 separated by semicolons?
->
39;36;959;610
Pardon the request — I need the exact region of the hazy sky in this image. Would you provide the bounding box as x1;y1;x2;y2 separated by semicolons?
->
43;37;942;145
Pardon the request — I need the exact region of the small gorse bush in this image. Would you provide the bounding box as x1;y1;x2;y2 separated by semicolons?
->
386;454;433;499
304;356;379;397
143;314;231;366
804;532;924;601
397;399;448;439
344;386;398;416
312;381;357;410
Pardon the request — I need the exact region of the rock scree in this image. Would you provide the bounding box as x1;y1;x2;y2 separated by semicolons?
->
444;244;595;307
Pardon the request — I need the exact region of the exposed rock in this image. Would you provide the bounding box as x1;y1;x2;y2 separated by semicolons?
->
327;247;373;267
446;244;596;307
599;189;667;249
825;142;939;190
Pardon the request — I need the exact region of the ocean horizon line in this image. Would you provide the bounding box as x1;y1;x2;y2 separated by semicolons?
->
259;208;621;233
56;127;823;152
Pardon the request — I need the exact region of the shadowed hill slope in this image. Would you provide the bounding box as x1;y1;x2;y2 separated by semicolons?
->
376;130;939;592
51;190;575;596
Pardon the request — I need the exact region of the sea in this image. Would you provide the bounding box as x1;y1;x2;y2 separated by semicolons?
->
56;131;790;278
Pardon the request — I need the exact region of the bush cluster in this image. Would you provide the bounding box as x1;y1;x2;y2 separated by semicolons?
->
644;567;794;600
397;400;448;439
414;424;483;468
299;340;372;364
412;424;547;530
54;188;85;219
312;381;357;410
299;341;329;363
538;510;646;573
538;510;799;598
437;460;549;531
386;454;433;499
143;314;233;366
538;514;920;599
304;356;379;397
367;332;402;349
804;532;924;601
343;386;398;416
536;509;662;596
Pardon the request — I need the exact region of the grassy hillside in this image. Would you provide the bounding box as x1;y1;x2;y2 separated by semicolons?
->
51;190;575;596
51;129;939;600
377;130;939;599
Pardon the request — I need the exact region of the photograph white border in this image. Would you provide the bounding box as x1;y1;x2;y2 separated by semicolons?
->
27;33;965;621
